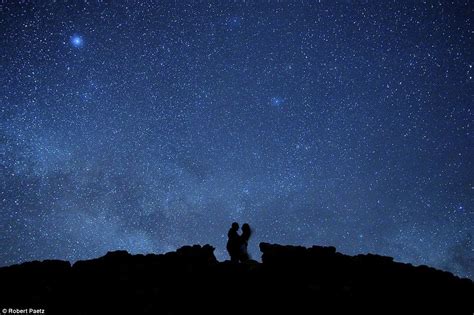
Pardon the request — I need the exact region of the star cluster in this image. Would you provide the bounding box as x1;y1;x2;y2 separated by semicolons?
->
0;1;472;279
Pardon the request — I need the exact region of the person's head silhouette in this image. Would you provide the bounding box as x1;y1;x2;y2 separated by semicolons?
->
231;222;239;230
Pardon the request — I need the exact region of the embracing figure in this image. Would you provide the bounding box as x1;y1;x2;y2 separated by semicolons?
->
226;222;252;263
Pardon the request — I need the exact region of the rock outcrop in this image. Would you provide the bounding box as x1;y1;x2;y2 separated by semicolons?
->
0;243;472;314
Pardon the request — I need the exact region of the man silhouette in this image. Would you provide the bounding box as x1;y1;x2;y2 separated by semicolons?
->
226;222;240;262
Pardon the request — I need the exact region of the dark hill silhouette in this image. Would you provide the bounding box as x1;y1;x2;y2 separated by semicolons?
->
1;243;472;314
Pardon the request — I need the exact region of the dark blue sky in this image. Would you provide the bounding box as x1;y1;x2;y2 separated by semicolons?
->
1;1;472;279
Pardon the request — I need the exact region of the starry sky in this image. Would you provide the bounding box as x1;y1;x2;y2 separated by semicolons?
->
1;1;472;279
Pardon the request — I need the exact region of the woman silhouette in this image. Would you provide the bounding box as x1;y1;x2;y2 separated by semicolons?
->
239;223;252;262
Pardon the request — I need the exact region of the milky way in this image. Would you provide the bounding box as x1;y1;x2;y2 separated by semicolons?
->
0;1;472;279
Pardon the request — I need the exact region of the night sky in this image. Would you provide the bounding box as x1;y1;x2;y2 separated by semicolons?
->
1;1;472;279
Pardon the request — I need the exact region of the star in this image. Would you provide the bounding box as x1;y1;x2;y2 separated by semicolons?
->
70;35;84;48
227;16;242;29
271;97;285;107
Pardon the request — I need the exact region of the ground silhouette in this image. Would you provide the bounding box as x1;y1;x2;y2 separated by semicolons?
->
0;243;472;314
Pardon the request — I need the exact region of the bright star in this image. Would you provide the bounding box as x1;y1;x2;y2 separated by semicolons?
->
70;35;84;48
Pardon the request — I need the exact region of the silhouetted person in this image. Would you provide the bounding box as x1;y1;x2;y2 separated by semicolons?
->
226;222;240;262
239;223;252;262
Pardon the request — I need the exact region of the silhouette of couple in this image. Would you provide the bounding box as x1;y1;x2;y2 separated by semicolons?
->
226;222;252;263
